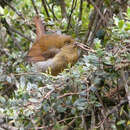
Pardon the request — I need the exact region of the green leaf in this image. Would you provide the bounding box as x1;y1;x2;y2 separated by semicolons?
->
57;105;66;112
29;98;38;103
127;7;130;19
0;6;4;14
117;120;126;125
125;22;130;31
0;96;6;103
118;20;124;29
4;8;9;15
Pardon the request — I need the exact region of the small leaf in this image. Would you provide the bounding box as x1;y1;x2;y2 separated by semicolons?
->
117;120;126;125
118;20;124;29
29;98;38;103
127;7;130;19
127;120;130;125
0;96;6;103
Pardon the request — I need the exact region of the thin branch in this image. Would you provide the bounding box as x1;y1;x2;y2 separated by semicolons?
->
88;18;102;46
75;0;83;36
8;25;33;42
1;18;33;45
58;92;79;99
121;69;130;107
45;0;58;20
78;0;83;22
83;9;96;44
74;42;95;53
89;0;107;25
1;124;18;130
58;116;81;123
84;0;104;46
59;0;67;19
2;0;25;20
31;0;39;15
10;33;24;52
95;99;128;128
67;0;78;31
41;0;50;18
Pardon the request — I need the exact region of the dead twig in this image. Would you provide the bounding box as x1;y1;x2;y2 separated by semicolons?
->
74;42;95;53
58;92;79;99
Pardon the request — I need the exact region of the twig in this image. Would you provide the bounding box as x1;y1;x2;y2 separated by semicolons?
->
87;0;104;46
1;17;33;42
31;0;39;15
90;110;95;130
88;18;102;46
83;0;102;44
121;69;130;107
63;119;76;130
78;0;83;22
45;0;58;20
83;8;96;44
43;89;55;99
58;92;79;99
59;0;67;19
0;48;10;57
75;0;83;36
8;25;33;42
1;124;18;130
41;0;50;18
89;0;107;25
10;33;24;52
2;0;24;20
67;0;78;30
95;98;128;128
58;87;91;99
74;42;95;52
58;116;81;123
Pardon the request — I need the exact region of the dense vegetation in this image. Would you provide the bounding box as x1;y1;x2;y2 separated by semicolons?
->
0;0;130;129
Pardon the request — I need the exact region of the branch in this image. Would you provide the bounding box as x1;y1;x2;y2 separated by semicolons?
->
41;0;50;18
2;0;24;20
31;0;39;15
95;98;128;128
45;0;58;20
89;0;107;25
78;0;83;22
59;0;67;19
121;69;130;107
1;18;33;43
8;25;33;42
67;0;78;31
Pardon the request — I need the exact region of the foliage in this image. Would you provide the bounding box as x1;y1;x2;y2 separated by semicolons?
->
0;0;130;129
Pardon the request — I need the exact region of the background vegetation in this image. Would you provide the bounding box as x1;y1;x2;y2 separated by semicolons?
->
0;0;130;129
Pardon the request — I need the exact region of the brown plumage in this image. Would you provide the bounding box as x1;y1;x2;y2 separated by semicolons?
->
26;16;80;75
